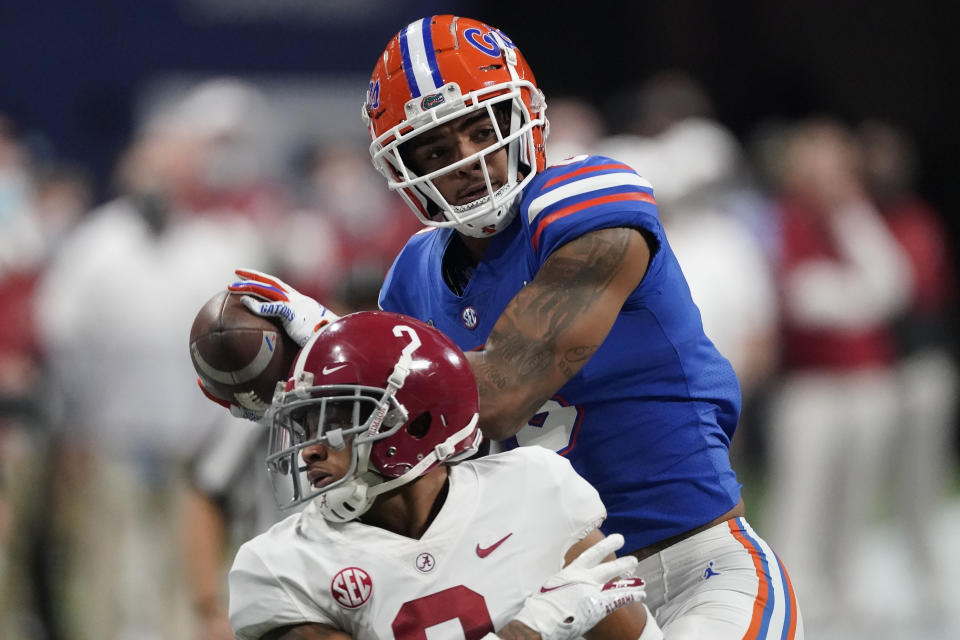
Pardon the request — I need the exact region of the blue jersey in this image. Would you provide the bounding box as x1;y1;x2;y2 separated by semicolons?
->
379;155;742;552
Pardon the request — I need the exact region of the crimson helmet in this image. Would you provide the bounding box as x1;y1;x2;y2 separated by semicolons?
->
362;15;548;238
265;311;481;521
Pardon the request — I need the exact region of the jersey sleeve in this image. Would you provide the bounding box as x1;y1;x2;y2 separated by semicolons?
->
523;156;664;267
377;256;407;314
377;229;437;316
377;256;403;313
228;540;338;640
520;447;607;552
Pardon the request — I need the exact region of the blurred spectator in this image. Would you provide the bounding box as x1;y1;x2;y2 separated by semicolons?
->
0;115;31;237
136;77;287;221
0;113;92;640
763;118;912;630
859;119;958;623
607;69;714;139
604;71;781;261
0;118;42;398
33;78;285;640
281;139;421;305
542;97;606;165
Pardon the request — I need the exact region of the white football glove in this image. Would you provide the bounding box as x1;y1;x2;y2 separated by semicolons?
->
228;268;339;347
513;534;647;640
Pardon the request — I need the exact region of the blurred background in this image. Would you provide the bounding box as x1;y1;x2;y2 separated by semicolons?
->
1;1;957;639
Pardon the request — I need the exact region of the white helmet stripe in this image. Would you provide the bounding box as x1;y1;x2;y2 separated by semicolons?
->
399;17;443;98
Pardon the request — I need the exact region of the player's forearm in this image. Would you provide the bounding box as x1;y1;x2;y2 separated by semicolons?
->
466;332;568;441
492;621;543;640
468;227;645;441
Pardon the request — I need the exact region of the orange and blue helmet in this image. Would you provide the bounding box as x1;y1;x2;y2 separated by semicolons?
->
362;15;548;237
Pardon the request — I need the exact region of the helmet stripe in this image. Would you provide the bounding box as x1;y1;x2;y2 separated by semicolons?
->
421;17;445;89
399;23;421;98
399;17;443;99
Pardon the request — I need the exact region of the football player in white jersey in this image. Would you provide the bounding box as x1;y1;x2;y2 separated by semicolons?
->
228;310;660;640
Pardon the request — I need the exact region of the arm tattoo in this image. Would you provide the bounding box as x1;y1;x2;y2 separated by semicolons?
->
564;345;598;363
482;228;631;392
558;345;598;377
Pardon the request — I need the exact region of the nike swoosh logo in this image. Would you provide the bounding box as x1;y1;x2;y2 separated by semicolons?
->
322;364;348;375
476;533;513;558
540;583;574;593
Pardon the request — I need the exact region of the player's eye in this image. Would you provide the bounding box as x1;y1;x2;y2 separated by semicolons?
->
420;144;448;165
473;126;495;143
320;418;348;434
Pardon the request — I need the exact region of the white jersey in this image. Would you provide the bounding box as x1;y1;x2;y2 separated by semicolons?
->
229;447;605;640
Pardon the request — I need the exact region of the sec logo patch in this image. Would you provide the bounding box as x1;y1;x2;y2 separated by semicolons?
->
461;306;478;329
331;566;373;609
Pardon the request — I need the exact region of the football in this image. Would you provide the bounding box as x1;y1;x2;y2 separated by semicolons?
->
189;289;299;414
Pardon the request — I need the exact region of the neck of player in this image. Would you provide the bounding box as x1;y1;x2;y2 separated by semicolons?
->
457;233;491;262
361;467;451;539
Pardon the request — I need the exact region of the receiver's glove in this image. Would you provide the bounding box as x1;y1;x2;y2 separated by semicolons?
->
513;534;647;640
228;268;339;347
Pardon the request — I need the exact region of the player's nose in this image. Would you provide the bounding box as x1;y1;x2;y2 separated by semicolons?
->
454;138;483;172
300;442;328;463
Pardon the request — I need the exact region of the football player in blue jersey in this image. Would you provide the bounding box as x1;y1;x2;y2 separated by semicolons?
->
224;14;803;640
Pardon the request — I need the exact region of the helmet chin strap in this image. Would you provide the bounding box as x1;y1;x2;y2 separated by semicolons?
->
312;472;380;523
315;414;481;523
452;182;519;238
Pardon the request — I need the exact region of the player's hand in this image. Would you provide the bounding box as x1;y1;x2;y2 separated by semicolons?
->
512;534;646;640
228;269;339;347
197;378;265;423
